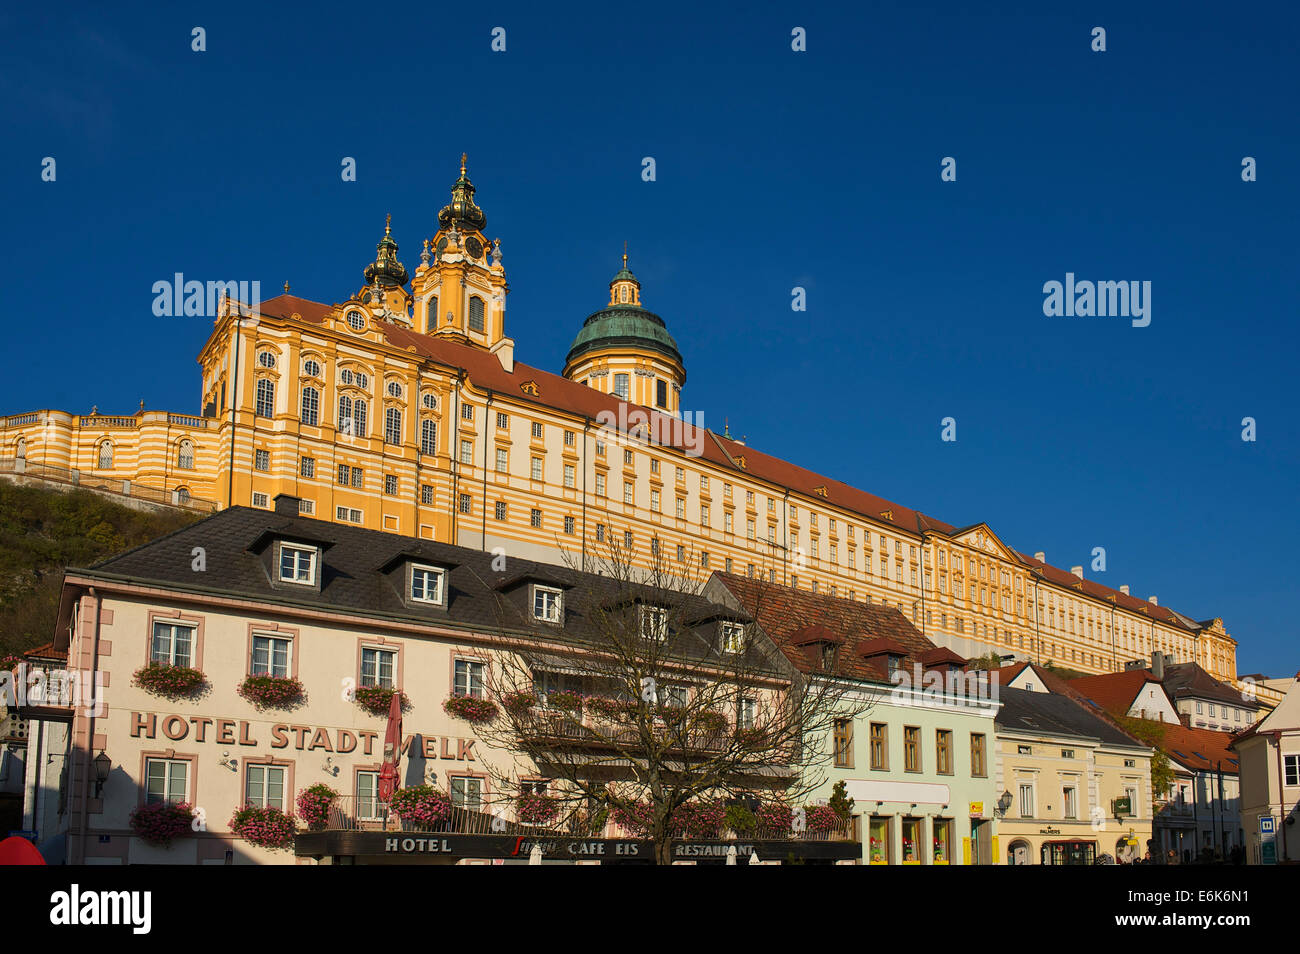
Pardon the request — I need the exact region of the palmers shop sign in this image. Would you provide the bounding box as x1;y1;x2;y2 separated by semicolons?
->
129;712;477;760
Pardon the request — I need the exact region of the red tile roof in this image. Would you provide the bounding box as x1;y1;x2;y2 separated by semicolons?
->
713;573;942;684
1150;722;1240;774
1068;670;1167;717
252;295;1207;634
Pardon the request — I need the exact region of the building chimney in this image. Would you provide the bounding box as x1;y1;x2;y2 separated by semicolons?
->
1148;595;1158;606
1034;551;1045;562
1070;566;1083;579
1151;651;1165;680
273;493;302;516
1119;585;1129;595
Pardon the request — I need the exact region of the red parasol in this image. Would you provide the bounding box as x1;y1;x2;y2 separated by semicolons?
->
377;691;403;802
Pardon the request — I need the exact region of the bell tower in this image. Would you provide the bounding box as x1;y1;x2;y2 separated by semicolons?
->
413;156;512;366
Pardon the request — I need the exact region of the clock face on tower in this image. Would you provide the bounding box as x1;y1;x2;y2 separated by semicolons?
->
465;236;483;259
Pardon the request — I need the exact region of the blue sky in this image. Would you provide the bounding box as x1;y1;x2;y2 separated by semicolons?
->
1;2;1296;675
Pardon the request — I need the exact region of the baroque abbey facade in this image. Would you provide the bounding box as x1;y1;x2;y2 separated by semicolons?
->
0;160;1241;685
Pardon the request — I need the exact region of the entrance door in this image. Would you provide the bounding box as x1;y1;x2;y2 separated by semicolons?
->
970;820;992;865
1008;840;1030;865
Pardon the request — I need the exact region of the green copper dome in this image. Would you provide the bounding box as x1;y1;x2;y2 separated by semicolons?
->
565;303;683;369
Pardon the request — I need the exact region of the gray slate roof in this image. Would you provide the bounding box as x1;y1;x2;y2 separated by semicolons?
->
72;506;776;673
995;686;1144;749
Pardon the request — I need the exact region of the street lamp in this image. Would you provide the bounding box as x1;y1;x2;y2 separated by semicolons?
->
92;751;111;797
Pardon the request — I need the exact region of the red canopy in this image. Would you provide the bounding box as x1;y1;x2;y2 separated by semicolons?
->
377;691;403;802
0;836;46;865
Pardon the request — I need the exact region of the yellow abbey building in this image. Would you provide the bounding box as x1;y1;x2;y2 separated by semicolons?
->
0;160;1246;688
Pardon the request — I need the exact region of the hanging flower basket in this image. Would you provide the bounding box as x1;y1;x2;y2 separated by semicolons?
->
133;663;206;700
128;801;196;847
546;689;585;712
443;694;499;723
354;685;410;715
502;690;539;714
694;711;729;734
585;696;636;719
295;783;338;829
516;792;559;826
229;804;297;849
238;674;305;710
389;785;452;827
734;727;765;746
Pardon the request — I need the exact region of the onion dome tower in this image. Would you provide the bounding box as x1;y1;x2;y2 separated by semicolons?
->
413;156;512;365
563;247;685;416
363;214;410;288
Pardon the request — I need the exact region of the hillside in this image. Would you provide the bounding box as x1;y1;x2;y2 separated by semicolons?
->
0;481;202;654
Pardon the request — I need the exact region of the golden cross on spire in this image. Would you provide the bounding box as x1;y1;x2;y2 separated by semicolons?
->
283;281;290;294
622;240;628;268
460;152;468;175
385;212;392;234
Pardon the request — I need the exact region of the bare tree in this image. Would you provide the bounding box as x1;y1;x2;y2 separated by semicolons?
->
474;534;873;865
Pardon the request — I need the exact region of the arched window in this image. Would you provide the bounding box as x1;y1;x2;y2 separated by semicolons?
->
384;407;401;444
354;373;369;391
422;393;437;410
15;437;25;459
354;398;367;436
468;296;485;333
340;369;353;386
97;440;113;469
257;351;276;369
300;386;319;426
386;381;402;398
303;359;321;377
427;296;438;334
177;439;195;470
620;285;628;303
338;395;353;435
421;419;437;456
255;379;275;417
175;486;191;502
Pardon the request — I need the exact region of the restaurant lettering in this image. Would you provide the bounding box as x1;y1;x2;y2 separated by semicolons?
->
129;712;476;760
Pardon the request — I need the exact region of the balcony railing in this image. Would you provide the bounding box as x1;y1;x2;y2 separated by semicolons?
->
520;711;736;755
0;458;218;512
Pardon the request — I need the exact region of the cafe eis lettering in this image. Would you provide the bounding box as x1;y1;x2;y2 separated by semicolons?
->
129;712;477;761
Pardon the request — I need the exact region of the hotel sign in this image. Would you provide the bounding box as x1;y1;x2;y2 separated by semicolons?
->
129;712;477;760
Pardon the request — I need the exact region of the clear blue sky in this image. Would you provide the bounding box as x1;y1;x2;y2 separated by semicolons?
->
1;2;1295;675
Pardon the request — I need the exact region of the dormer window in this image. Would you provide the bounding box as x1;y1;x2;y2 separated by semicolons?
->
410;564;446;604
721;622;745;654
533;585;563;624
641;605;668;640
279;544;317;585
887;654;903;678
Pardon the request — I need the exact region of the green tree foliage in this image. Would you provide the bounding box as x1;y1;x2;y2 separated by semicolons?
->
0;482;199;652
1117;716;1176;798
967;652;1004;671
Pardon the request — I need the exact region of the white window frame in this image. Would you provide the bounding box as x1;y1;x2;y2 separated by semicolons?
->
244;763;287;811
721;622;745;654
410;564;446;605
533;585;563;624
453;658;485;698
144;757;189;805
151;621;195;667
251;633;293;678
640;605;668;641
279;544;317;585
360;647;397;689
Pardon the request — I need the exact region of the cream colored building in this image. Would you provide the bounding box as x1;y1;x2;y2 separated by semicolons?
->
0;161;1244;687
995;687;1153;864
